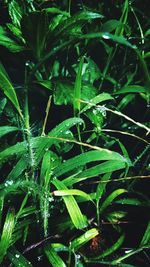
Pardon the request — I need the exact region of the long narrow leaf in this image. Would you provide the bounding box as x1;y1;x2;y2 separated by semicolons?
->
0;63;22;117
44;244;66;267
71;228;99;251
0;209;15;263
99;189;127;215
52;179;88;229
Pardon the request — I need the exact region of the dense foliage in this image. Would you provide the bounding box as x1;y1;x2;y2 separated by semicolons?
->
0;0;150;266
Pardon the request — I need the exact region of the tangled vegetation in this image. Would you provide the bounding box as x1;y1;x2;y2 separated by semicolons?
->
0;0;150;266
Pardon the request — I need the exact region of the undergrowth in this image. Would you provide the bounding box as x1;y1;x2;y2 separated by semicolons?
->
0;0;150;266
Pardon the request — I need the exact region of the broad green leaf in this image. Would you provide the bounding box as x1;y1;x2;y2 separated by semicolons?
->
100;20;122;33
52;179;88;229
0;26;24;52
0;63;22;117
53;189;92;201
44;244;66;267
71;228;99;251
0;209;15;263
0;126;19;138
94;234;125;259
74;57;84;112
80;32;136;49
63;160;129;186
54;150;127;178
99;189;127;215
140;221;150;246
7;247;33;267
53;11;103;37
80;93;113;113
114;85;146;95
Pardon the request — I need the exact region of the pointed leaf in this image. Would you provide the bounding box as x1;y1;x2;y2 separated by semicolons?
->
44;243;66;267
0;209;15;263
71;228;99;251
52;179;88;229
100;189;127;215
0;126;19;138
0;63;22;117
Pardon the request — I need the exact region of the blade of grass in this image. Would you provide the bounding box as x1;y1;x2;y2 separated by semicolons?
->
0;209;15;263
52;179;88;229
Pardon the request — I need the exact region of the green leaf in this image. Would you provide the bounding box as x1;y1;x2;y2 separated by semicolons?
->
0;126;19;138
7;247;33;267
80;32;136;49
54;79;97;106
80;93;113;113
74;57;84;112
116;198;142;206
94;233;125;259
0;209;15;263
53;189;92;201
43;7;69;17
63;160;129;186
0;26;24;52
100;20;122;33
52;179;88;229
53;11;103;37
48;117;84;138
140;221;150;246
6;155;29;181
0;63;22;117
44;243;66;267
114;85;146;95
71;228;99;251
99;189;127;215
54;149;127;178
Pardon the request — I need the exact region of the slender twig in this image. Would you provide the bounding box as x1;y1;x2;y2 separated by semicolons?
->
41;95;52;136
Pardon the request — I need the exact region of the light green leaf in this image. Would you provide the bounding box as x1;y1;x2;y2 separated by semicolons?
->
48;117;84;138
71;228;99;251
0;26;24;52
52;179;88;229
0;126;19;138
53;189;92;201
44;244;67;267
54;149;127;178
100;189;127;215
0;63;22;117
0;209;15;263
80;93;113;113
63;160;129;186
